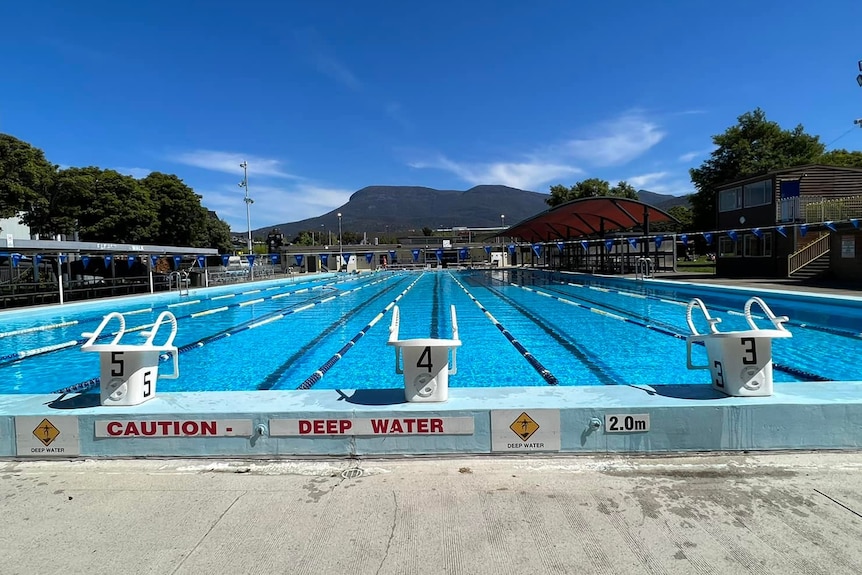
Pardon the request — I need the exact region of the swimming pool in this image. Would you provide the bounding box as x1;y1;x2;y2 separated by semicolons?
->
0;269;860;395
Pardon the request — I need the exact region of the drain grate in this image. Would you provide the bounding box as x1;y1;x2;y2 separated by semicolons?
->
341;467;364;479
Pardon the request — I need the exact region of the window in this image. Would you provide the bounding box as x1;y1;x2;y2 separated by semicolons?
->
743;179;772;207
743;232;772;257
718;236;740;257
719;187;742;211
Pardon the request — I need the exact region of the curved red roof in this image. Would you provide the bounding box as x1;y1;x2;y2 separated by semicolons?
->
503;197;678;243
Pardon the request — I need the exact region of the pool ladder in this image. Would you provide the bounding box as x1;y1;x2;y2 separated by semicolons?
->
168;270;190;296
635;257;653;280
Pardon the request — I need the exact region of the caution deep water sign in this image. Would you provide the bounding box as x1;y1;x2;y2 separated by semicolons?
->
270;417;475;436
94;419;253;438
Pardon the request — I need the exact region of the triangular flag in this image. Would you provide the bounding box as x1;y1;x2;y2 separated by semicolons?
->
800;224;808;237
776;226;787;238
824;221;837;232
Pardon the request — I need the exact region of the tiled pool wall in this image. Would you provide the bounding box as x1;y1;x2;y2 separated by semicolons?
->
3;382;862;458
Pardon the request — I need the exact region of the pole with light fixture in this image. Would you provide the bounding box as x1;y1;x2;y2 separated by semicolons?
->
337;212;343;271
238;161;253;254
856;59;862;87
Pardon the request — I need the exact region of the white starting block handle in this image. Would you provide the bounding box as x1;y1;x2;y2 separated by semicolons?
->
686;298;721;336
81;312;127;348
744;297;789;332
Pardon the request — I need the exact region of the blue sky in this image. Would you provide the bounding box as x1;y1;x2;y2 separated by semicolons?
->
3;0;862;232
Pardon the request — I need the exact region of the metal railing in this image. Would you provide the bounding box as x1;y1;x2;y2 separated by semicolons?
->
788;233;830;276
777;195;862;223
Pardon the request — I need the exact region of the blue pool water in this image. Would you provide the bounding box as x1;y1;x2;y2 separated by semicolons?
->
1;269;860;395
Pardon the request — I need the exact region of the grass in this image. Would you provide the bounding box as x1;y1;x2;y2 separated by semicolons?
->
675;258;716;274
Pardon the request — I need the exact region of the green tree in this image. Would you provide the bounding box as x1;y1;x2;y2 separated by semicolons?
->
689;108;824;230
53;167;158;242
0;134;56;225
546;178;639;207
819;148;862;168
139;172;209;247
422;226;433;236
203;211;233;252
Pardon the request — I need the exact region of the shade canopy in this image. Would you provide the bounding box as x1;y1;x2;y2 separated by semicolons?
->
503;197;678;243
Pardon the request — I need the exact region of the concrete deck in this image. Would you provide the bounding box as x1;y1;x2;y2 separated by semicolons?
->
3;452;862;574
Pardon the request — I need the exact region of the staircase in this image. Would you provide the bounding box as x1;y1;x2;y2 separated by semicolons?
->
788;233;830;280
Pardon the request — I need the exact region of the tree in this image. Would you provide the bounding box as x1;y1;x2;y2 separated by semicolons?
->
422;226;433;236
139;172;209;247
203;212;233;253
689;108;824;230
50;167;158;243
0;134;56;224
819;148;862;169
546;178;640;207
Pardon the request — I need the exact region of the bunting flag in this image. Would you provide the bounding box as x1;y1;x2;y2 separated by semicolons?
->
270;254;278;264
60;255;68;263
34;254;42;265
824;221;837;232
196;255;205;268
655;235;663;248
531;244;542;257
221;254;230;266
173;255;181;268
484;246;492;256
365;252;374;263
82;256;90;269
752;228;763;238
412;249;420;262
728;230;738;241
127;256;135;268
459;248;468;260
320;253;329;265
435;249;443;261
295;254;304;266
507;244;515;255
150;255;158;267
680;234;688;246
580;240;588;250
704;232;713;245
247;255;256;266
556;242;564;253
851;219;860;229
104;255;113;267
776;226;787;237
389;250;396;260
627;238;637;249
604;239;614;251
342;253;351;264
800;224;808;238
11;254;21;268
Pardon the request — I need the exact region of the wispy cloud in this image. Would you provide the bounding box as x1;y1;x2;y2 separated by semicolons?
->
624;172;669;189
172;150;302;179
313;53;362;91
560;113;666;167
410;112;664;189
409;155;581;191
201;182;353;232
623;171;693;196
114;166;152;179
678;146;716;163
294;28;362;92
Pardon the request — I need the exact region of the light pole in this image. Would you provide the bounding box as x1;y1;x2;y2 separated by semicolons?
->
500;214;505;244
238;161;253;254
337;212;343;271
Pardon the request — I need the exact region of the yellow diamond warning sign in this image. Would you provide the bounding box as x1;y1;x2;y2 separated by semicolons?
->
33;418;60;447
509;412;539;442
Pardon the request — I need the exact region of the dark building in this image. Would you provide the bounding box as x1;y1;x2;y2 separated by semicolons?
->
714;164;862;280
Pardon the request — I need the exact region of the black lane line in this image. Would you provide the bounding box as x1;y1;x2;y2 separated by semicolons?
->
498;272;830;382
467;273;619;386
257;276;409;390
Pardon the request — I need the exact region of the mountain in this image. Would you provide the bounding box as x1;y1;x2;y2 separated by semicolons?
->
245;185;690;240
